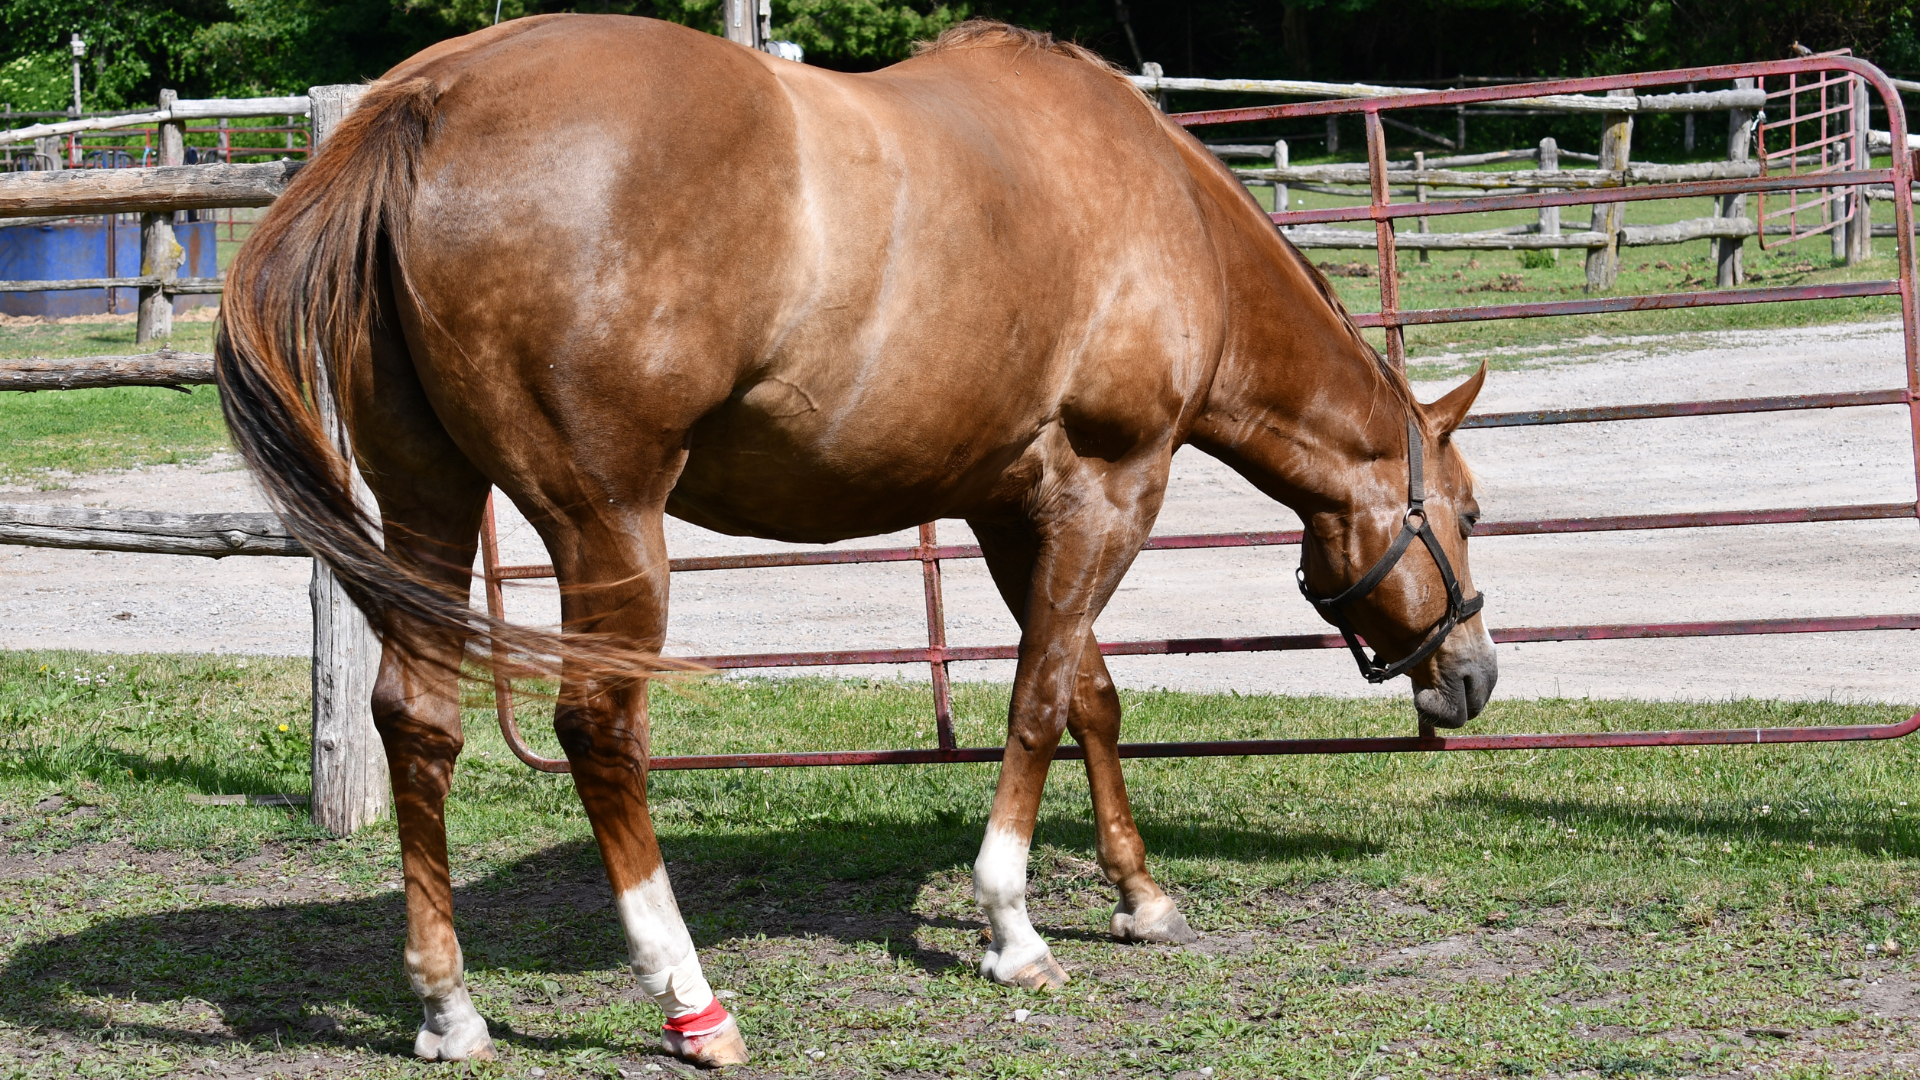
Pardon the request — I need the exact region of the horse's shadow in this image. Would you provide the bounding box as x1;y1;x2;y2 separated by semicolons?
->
0;815;1371;1056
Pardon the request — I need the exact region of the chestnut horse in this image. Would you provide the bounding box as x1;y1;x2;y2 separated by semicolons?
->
217;16;1496;1067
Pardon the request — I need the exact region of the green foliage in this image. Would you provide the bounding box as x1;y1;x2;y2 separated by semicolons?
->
1517;248;1558;270
775;0;968;67
0;51;67;111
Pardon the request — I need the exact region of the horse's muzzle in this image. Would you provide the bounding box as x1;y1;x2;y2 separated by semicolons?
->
1412;635;1498;729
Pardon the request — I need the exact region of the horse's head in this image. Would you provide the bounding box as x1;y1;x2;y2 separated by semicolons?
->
1295;364;1496;728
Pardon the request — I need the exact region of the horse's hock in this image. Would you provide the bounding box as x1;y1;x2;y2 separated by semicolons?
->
3;52;1920;824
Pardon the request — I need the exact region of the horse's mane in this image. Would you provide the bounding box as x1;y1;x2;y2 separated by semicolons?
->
914;20;1155;107
1289;249;1415;413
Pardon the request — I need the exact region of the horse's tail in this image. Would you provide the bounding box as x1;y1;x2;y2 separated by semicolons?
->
216;78;680;685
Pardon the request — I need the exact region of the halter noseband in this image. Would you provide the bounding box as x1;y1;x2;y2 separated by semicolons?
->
1295;415;1486;684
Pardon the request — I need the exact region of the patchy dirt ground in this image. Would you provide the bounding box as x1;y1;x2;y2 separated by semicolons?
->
3;319;1919;701
1;830;1915;1080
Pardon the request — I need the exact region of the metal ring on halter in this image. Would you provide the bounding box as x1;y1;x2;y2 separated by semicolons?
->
1296;414;1486;684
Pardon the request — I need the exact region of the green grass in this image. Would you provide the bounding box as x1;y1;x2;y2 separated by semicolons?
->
2;651;1915;1078
0;319;227;482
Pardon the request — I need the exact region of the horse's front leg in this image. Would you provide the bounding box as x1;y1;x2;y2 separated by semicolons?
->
1066;641;1196;945
971;456;1170;988
541;501;750;1068
972;521;1196;961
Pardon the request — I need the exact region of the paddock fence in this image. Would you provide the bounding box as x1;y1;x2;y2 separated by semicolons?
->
0;86;385;837
4;60;1918;815
1161;67;1920;269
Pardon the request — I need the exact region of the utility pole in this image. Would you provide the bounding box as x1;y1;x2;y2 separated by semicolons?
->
68;34;85;117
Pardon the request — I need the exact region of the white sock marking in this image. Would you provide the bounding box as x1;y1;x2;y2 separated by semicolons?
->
973;822;1049;978
616;866;716;1018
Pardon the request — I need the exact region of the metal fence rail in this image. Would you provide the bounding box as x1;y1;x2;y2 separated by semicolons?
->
470;54;1919;772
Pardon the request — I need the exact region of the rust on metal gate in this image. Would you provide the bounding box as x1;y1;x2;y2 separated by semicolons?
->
480;52;1920;772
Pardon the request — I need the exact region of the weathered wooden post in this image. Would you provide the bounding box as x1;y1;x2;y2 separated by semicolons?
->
1586;89;1634;291
1141;62;1167;110
1272;138;1288;214
1849;75;1871;265
305;84;388;837
1684;83;1695;153
1413;150;1430;263
1718;78;1757;288
1831;75;1849;263
1538;137;1560;264
721;0;767;50
135;90;184;345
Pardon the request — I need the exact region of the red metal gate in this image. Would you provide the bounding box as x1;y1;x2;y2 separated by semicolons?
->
480;52;1920;773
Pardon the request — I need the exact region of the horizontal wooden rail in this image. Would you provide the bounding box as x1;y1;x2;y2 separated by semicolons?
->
1239;159;1760;189
0;505;302;558
0;277;223;294
0;96;310;147
0;161;302;218
0;351;214;391
1130;74;1765;114
1286;215;1755;250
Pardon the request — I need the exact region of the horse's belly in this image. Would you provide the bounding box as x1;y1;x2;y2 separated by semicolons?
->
666;445;981;543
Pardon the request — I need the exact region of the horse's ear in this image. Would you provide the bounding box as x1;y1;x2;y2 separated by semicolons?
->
1424;361;1487;438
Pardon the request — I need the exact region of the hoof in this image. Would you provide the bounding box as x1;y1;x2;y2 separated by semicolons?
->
997;952;1070;990
663;1013;751;1068
1111;895;1198;945
413;1020;495;1062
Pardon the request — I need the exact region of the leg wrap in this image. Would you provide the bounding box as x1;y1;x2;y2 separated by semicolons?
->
636;953;717;1020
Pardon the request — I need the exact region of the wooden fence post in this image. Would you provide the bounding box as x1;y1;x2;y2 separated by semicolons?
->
135;90;182;345
1538;137;1560;264
305;84;387;837
1272;139;1288;214
1141;62;1166;110
1718;78;1757;288
1849;75;1871;265
1831;73;1849;263
721;0;764;49
1413;150;1430;263
1586;89;1634;291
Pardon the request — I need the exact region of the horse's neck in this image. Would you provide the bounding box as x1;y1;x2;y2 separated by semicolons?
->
1191;207;1408;514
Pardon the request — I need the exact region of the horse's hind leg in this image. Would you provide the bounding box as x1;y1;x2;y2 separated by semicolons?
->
536;502;749;1068
349;333;496;1061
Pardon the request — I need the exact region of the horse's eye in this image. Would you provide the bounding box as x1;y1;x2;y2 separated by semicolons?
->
1460;511;1480;536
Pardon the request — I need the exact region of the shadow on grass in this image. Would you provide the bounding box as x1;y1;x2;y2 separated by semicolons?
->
0;815;1376;1057
1437;791;1919;858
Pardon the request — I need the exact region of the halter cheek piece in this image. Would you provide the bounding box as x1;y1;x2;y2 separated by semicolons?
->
1295;415;1486;684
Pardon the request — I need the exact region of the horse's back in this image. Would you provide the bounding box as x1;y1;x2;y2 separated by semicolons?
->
388;17;1230;539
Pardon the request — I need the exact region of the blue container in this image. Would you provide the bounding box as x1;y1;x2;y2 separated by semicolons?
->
0;215;219;318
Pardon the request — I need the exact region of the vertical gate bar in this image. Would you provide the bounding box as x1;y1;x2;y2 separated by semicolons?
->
1365;108;1405;367
479;491;518;752
1888;76;1920;526
918;521;957;751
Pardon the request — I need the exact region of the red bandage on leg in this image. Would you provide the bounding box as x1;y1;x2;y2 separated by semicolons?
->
661;996;730;1037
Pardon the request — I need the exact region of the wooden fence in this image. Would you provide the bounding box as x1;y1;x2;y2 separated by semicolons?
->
0;86;385;837
1176;73;1885;287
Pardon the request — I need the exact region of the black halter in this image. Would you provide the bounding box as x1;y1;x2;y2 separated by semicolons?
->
1295;415;1485;684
